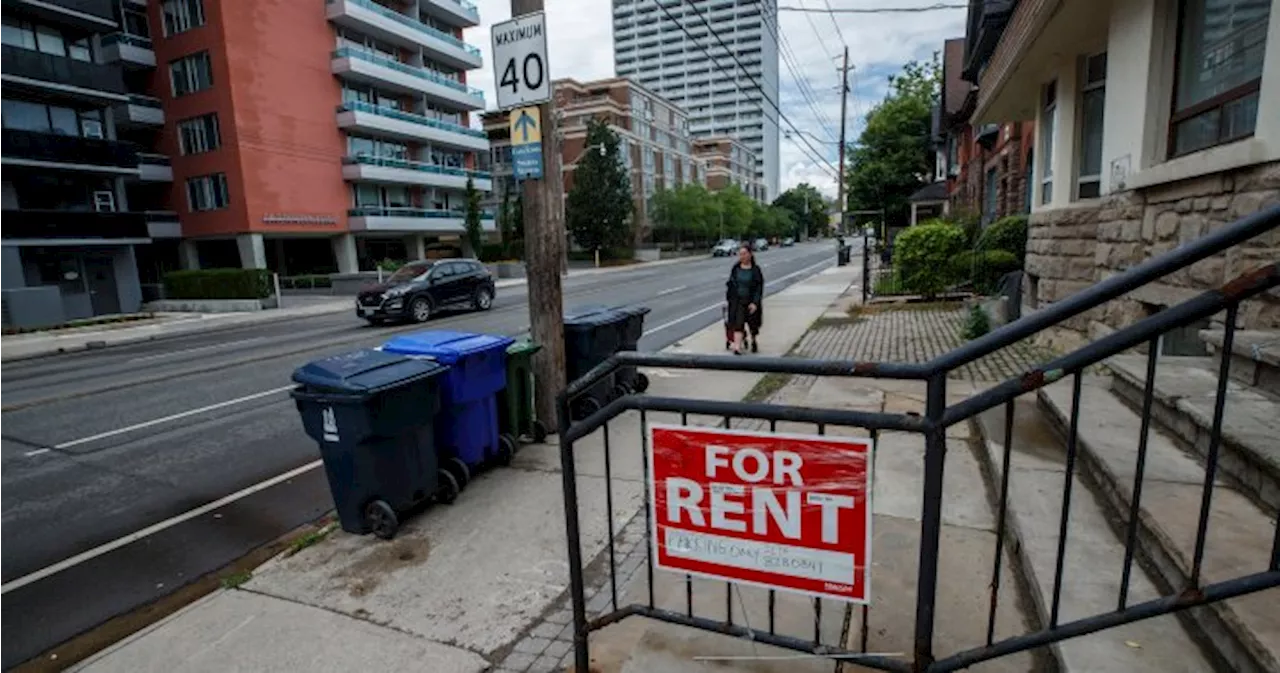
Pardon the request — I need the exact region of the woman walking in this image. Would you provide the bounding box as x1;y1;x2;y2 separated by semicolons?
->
725;243;764;355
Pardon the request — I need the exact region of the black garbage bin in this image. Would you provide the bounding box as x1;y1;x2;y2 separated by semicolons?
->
609;304;651;394
563;306;627;419
292;348;453;540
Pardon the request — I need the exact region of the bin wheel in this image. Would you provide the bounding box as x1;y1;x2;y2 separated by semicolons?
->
613;383;630;400
497;434;517;466
633;373;650;393
364;500;398;540
531;420;548;443
446;456;471;488
436;470;460;504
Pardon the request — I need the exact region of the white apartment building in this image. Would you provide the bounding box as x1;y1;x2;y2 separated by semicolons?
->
613;0;780;201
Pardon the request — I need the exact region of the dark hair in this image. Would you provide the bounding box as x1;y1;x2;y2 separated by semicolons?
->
737;243;755;263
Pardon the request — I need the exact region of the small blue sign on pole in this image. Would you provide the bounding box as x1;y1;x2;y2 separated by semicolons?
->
509;106;544;180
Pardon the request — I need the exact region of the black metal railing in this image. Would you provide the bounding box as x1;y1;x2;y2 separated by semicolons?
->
557;205;1280;672
2;128;139;168
1;45;126;94
1;209;150;240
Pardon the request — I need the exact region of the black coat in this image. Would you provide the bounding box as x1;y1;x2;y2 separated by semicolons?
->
725;263;764;331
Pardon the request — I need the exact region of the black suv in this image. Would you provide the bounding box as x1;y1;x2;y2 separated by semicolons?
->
356;259;496;325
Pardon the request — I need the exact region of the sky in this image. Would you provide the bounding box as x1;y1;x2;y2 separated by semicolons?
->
464;1;968;199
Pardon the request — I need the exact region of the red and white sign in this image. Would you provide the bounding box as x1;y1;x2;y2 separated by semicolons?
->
648;424;873;603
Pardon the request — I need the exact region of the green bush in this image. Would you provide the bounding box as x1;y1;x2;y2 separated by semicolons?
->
478;243;507;263
951;249;1022;295
280;274;332;290
376;259;403;272
163;269;272;300
961;304;992;340
893;222;968;297
976;215;1029;263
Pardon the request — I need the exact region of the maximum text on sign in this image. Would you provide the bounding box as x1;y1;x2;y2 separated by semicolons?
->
647;424;873;602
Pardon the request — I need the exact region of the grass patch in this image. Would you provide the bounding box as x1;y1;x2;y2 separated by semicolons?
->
286;522;336;557
220;571;252;589
811;315;863;327
744;372;792;402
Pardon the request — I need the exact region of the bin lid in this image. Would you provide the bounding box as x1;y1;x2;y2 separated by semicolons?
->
609;304;652;317
292;348;446;395
507;339;542;355
564;305;626;330
382;330;515;365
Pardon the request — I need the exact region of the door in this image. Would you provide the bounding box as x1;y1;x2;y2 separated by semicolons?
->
442;262;473;304
84;255;121;316
427;263;458;305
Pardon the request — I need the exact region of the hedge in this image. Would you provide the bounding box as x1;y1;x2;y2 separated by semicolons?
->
893;222;968;297
976;215;1029;263
951;249;1022;295
163;269;273;300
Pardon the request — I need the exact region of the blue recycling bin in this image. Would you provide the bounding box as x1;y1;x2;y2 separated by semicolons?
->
291;348;452;539
382;330;514;480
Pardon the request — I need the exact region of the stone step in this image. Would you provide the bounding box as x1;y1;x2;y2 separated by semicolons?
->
973;398;1215;673
1038;379;1280;673
1107;354;1280;513
1200;329;1280;396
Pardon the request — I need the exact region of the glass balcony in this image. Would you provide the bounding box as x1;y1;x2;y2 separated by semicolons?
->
328;0;481;66
337;101;485;138
343;154;491;181
332;46;485;107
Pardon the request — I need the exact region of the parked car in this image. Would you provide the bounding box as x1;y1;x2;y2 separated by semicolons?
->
711;239;739;257
356;259;495;325
781;237;795;247
752;238;769;252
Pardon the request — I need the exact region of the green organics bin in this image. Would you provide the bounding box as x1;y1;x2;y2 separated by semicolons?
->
498;339;547;444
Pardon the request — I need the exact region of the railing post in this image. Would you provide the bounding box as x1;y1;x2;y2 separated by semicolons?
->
862;227;870;304
556;392;590;673
913;373;948;669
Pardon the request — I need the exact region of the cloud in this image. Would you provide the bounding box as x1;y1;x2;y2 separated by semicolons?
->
464;0;965;199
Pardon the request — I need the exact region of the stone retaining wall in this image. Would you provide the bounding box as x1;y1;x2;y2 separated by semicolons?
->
1024;160;1280;351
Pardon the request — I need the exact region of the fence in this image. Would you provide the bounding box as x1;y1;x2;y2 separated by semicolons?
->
559;206;1280;671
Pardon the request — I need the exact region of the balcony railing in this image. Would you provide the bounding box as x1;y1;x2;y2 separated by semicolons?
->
332;0;481;57
337;101;486;138
332;47;484;99
2;129;139;168
42;0;116;23
138;152;171;165
128;93;163;108
103;32;154;49
1;209;149;240
1;45;126;94
344;154;491;181
349;206;495;218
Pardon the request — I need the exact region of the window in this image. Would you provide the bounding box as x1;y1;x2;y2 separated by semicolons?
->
170;52;213;96
1077;53;1107;199
123;8;151;38
1170;0;1270;156
186;173;229;211
1040;80;1057;205
177;113;220;155
2;100;104;137
2;18;90;61
162;0;206;35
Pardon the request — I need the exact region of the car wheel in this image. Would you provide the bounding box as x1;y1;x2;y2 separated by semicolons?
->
472;287;493;311
409;296;432;323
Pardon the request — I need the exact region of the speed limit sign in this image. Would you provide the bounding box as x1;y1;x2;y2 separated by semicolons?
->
491;12;551;110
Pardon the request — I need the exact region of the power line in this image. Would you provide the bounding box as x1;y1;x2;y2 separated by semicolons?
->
659;0;840;177
820;0;848;46
756;0;839;141
798;0;838;63
779;3;967;12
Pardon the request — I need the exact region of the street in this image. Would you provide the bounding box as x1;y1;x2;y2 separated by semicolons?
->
0;242;840;669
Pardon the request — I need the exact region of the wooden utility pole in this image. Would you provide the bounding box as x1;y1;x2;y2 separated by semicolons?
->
511;0;565;429
836;47;850;234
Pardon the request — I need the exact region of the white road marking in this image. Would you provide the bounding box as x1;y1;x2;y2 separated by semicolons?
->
642;258;834;336
52;385;295;450
128;337;267;363
0;459;323;594
655;285;688;298
24;448;50;457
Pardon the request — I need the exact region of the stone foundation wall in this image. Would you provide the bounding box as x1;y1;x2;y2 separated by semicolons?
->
1024;160;1280;352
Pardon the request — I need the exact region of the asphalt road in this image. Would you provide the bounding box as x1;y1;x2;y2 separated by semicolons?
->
0;241;846;668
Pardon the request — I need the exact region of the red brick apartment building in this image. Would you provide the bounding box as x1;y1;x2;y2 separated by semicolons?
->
104;0;491;284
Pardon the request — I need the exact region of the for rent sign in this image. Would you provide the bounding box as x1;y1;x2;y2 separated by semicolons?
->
648;424;872;603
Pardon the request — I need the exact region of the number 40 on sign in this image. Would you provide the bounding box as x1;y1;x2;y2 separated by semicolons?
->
491;12;550;110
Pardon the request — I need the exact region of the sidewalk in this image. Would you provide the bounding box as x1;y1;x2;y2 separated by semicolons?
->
0;256;706;363
66;263;860;673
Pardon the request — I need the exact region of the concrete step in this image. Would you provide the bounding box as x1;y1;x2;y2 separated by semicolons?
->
1200;329;1280;396
1107;354;1280;513
1038;378;1280;673
974;399;1215;673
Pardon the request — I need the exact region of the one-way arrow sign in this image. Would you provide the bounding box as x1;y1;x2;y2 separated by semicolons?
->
509;106;543;180
514;110;538;143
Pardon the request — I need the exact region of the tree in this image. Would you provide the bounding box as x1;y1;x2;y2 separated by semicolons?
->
498;189;515;248
565;118;633;253
714;185;755;240
845;57;940;229
463;177;484;257
772;183;827;238
650;183;717;247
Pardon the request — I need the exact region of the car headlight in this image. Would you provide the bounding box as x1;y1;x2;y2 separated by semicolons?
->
384;286;409;298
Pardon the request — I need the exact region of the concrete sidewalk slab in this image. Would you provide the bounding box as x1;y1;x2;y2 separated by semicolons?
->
69;589;488;673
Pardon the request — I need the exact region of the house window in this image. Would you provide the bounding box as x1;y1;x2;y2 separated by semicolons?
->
1170;0;1271;157
1040;80;1057;205
2;18;91;61
1077;52;1107;199
177;113;220;155
162;0;206;36
170;51;213;97
186;173;229;211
